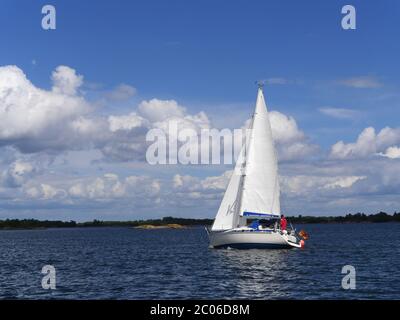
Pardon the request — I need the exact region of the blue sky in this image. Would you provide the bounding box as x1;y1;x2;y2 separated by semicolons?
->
0;0;399;220
2;0;400;143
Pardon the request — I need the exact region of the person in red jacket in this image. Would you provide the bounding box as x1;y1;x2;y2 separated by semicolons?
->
280;214;287;231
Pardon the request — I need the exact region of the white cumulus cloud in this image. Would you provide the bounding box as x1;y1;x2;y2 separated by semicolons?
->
51;65;84;96
0;65;90;150
330;127;400;159
138;99;186;122
378;146;400;159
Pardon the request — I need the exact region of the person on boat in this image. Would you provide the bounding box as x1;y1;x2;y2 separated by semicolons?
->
280;215;287;233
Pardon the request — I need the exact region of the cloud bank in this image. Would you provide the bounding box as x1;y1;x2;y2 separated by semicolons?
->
0;65;399;219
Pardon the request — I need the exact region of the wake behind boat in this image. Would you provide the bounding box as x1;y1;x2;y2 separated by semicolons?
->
208;84;306;249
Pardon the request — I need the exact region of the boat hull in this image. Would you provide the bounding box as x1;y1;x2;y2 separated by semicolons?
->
209;229;298;249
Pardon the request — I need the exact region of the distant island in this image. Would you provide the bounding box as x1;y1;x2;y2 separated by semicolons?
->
0;212;399;230
134;223;186;229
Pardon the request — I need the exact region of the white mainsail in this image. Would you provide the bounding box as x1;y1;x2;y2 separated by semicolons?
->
211;86;280;231
239;87;280;219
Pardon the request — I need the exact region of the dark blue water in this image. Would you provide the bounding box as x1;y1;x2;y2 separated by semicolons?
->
0;223;399;299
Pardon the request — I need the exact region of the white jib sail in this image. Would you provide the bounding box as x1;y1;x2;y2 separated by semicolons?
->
211;147;245;231
239;87;281;219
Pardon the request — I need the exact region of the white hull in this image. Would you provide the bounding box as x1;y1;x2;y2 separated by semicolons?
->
208;228;301;249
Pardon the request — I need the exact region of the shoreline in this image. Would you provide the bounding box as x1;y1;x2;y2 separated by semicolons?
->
0;212;399;230
0;221;399;231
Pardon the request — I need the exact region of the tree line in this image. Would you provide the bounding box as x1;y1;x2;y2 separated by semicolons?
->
0;212;399;229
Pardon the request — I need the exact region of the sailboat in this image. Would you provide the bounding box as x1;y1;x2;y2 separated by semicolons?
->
208;84;305;249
